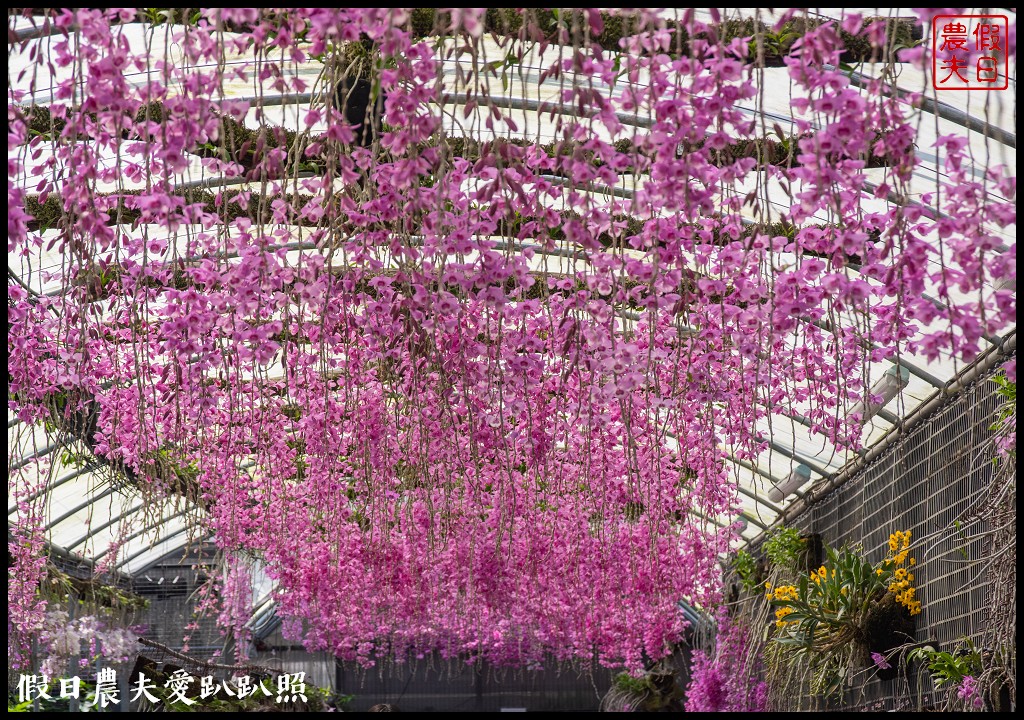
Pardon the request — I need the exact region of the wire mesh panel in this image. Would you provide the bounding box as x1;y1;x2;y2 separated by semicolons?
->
131;547;223;658
785;360;1011;711
334;655;645;712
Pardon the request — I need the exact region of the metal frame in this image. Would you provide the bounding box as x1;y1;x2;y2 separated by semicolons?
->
91;510;190;564
64;498;147;552
10;440;62;470
105;522;195;571
771;329;1016;527
8;463;103;511
43;485;118;530
7;14;1015;586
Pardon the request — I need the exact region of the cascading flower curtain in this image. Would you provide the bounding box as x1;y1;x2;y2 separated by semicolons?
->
7;7;1015;670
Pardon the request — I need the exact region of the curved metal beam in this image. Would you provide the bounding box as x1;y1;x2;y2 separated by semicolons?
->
759;436;836;478
94;510;191;565
9;463;103;513
43;485;117;531
10;440;63;470
832;65;1015;149
64;498;147;553
115;529;213;576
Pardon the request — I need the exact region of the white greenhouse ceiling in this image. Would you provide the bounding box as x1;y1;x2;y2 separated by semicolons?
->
7;6;1016;573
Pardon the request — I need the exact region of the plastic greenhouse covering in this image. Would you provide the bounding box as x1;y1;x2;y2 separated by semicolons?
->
6;7;1016;710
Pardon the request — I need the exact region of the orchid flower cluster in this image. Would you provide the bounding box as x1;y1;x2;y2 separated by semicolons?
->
766;532;921;638
957;675;986;710
8;463;52;671
37;610;140;679
765;532;921;696
7;7;1016;671
685;609;767;712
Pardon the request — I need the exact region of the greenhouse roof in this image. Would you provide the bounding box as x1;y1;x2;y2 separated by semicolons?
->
7;7;1016;581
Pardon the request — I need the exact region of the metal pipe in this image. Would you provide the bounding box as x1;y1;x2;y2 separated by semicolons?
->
876;407;901;426
727;456;805;506
127;532;216;576
92;510;188;564
737;510;768;531
737;483;783;516
540;174;637;200
172;170;316;193
761;436;835;478
441;93;654;130
11;23;58;43
44;486;117;530
64;499;147;552
10;440;63;470
225;93;314;108
831;65;1016;149
104;521;192;569
9;463;102;511
41;539;133;584
768;329;1016;531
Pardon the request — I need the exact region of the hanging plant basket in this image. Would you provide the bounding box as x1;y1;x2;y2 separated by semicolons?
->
863;591;916;681
600;663;684;712
799;533;824;575
985;679;1012;712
